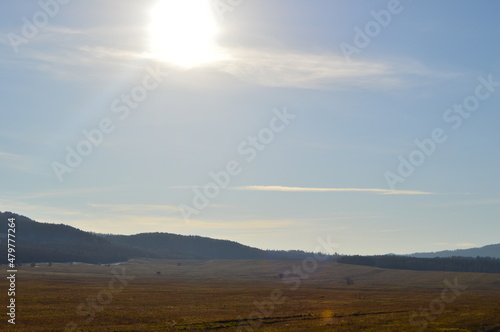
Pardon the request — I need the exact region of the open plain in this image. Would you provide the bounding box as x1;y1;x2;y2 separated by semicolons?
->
5;259;500;331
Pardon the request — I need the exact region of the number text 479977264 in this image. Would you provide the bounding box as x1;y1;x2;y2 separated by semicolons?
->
6;217;17;325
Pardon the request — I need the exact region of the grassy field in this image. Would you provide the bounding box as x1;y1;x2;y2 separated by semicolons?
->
4;259;500;331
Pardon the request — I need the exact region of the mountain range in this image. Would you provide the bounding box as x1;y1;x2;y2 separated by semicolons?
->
1;211;498;265
0;211;323;264
408;243;500;259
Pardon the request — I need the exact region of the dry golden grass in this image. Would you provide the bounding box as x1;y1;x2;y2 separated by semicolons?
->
4;259;500;331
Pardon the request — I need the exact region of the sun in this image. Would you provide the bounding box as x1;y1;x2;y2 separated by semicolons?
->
149;0;222;68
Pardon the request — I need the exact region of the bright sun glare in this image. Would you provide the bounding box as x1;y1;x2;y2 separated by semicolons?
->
149;0;222;68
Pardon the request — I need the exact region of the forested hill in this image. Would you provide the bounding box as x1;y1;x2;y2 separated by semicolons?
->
2;211;498;272
0;211;319;264
102;233;312;260
409;243;500;259
0;211;151;264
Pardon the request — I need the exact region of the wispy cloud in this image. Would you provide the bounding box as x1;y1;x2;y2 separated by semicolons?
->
6;186;121;200
366;228;421;233
0;199;80;217
186;218;299;230
455;242;476;248
2;21;450;91
232;185;433;195
169;185;206;189
87;203;179;213
0;26;147;81
0;150;33;173
432;242;476;248
219;48;447;90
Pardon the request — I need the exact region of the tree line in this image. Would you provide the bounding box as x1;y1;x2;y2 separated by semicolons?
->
338;255;500;273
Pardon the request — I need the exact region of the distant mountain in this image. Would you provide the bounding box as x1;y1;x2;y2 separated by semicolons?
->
0;211;321;264
6;210;497;271
104;233;264;260
408;243;500;259
0;211;152;264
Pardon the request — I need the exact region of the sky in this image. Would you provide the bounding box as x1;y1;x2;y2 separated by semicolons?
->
0;0;499;255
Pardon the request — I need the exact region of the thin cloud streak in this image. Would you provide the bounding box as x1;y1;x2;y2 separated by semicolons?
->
232;185;433;195
0;150;33;173
219;48;448;90
87;203;179;213
1;22;449;91
455;242;476;247
432;242;477;248
6;186;123;199
365;228;421;233
0;199;81;217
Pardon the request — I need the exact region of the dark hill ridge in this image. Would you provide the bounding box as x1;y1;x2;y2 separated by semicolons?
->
102;233;318;261
1;211;498;273
102;233;264;260
0;211;317;264
408;243;500;259
0;211;151;264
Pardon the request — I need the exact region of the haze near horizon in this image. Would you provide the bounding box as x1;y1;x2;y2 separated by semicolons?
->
1;0;499;255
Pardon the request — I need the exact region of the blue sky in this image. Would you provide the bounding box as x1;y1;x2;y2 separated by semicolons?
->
1;0;499;255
